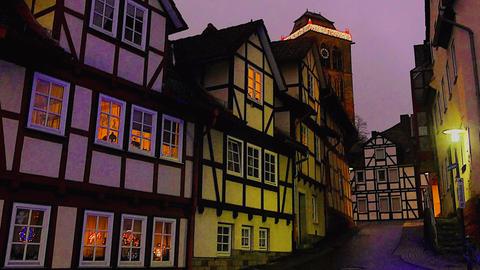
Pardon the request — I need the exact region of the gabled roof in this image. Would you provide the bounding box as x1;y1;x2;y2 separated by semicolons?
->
271;37;315;63
159;0;188;34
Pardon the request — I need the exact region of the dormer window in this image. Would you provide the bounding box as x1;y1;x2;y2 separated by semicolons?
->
122;0;148;49
247;66;262;103
90;0;119;36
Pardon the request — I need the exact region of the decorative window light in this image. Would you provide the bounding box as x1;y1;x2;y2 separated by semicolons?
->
374;148;385;160
5;203;51;268
96;94;126;149
216;224;231;256
28;72;70;136
377;168;387;183
379;197;389;213
258;228;269;250
246;144;261;181
79;211;114;267
160;114;184;161
357;198;367;213
118;214;147;267
90;0;119;36
264;150;278;186
122;0;148;49
129;105;157;156
247;66;263;103
240;226;252;250
391;196;402;212
227;136;243;177
388;168;399;182
151;218;176;267
312;195;318;223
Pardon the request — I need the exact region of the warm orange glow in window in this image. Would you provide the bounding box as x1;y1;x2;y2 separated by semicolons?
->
98;99;122;144
248;66;262;102
83;214;109;262
161;116;182;160
31;79;65;130
130;109;154;153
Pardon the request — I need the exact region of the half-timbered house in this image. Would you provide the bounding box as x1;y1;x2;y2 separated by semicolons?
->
350;115;424;221
173;21;296;269
0;0;195;268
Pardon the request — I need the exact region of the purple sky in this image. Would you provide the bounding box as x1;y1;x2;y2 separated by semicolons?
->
172;1;425;134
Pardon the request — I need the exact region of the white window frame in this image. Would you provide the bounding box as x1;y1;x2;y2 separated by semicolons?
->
379;197;390;213
356;170;365;183
247;65;263;104
258;228;268;250
27;72;70;136
377;168;387;183
89;0;120;37
246;143;262;181
374;148;385;160
312;195;318;223
240;226;252;250
129;105;157;157
5;203;51;268
216;224;232;256
264;150;278;186
160;114;184;162
388;168;399;182
95;94;126;149
122;0;148;50
151;217;176;267
226;136;243;177
391;196;402;212
357;198;367;213
79;210;114;267
117;214;147;267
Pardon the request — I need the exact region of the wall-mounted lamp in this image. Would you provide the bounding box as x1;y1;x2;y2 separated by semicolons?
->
442;129;466;143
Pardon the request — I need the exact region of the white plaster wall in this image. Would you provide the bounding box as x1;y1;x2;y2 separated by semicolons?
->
51;207;77;268
185;122;194;157
147;52;163;92
65;14;84;58
90;151;121;187
177;218;188;268
71;86;92;131
125;158;153;192
118;49;144;85
64;0;85;14
386;146;396;156
149;12;166;51
2;118;18;171
84;34;115;74
65;134;88;182
184;160;193;198
59;28;71;55
157;164;181;196
0;60;25;113
20;137;62;178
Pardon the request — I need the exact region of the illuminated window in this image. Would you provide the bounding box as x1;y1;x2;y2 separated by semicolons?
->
247;66;262;103
388;168;399;182
122;0;147;49
96;95;126;149
129;106;157;156
151;218;176;267
90;0;119;36
379;197;389;213
247;144;261;181
5;203;51;268
118;215;147;267
80;211;114;267
241;226;251;250
217;224;231;255
312;195;318;223
160;115;183;161
391;196;402;212
28;73;70;135
264;150;277;186
377;168;387;183
227;137;243;177
259;228;268;250
357;198;367;213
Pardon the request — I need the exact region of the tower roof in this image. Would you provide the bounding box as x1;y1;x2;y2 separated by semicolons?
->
291;11;336;34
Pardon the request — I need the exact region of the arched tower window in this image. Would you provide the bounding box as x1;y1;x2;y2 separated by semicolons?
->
320;44;330;69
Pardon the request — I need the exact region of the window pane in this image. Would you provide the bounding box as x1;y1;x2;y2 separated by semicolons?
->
31;110;46;126
50;84;64;99
98;216;108;230
47;114;61;129
36;79;50;95
15;209;30;225
95;247;106;260
25;245;40;260
10;244;25;260
33;95;48;110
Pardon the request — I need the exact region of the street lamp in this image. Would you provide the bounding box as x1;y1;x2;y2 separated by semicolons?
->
442;128;466;142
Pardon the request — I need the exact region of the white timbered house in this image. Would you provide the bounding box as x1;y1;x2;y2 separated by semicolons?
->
0;0;196;268
350;115;423;221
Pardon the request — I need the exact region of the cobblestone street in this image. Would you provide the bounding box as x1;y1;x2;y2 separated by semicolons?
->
256;221;470;270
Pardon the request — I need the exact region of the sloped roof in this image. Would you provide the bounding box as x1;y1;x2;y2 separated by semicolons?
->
291;11;336;33
271;37;315;63
173;20;263;65
159;0;188;33
294;11;334;25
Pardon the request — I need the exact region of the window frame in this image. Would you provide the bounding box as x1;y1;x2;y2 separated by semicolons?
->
5;203;51;268
377;168;387;183
388;168;399;183
151;217;176;267
312;195;318;223
226;136;244;177
89;0;120;37
117;214;147;267
379;197;390;213
240;226;252;250
264;150;278;186
128;105;157;157
216;224;232;256
357;198;368;213
246;143;262;181
247;65;263;104
95;94;127;149
79;210;114;267
374;148;385;160
160;114;184;162
27;72;70;136
356;170;365;183
307;71;314;97
121;0;149;50
391;196;402;212
258;228;269;251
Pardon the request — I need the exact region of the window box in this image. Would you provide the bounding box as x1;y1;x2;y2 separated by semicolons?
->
95;94;126;149
79;210;114;267
227;136;243;177
118;214;147;267
90;0;120;37
122;0;148;50
129;105;157;156
160;115;184;162
151;218;176;267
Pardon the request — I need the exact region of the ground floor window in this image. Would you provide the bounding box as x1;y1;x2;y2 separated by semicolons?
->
80;211;114;267
259;228;269;250
152;218;176;267
241;226;252;250
217;224;232;255
118;215;147;267
5;203;51;267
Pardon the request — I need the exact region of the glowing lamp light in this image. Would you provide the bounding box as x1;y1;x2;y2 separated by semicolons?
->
442;129;466;142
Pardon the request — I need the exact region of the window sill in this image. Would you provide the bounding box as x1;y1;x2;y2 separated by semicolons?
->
94;139;124;150
159;156;184;165
27;124;66;137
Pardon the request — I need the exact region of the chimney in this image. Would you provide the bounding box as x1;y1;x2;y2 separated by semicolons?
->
371;131;379;138
400;114;410;128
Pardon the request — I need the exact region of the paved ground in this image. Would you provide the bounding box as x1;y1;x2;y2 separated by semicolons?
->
254;221;472;270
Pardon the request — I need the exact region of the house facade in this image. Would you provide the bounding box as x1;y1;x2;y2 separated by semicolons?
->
351;116;424;221
0;0;195;268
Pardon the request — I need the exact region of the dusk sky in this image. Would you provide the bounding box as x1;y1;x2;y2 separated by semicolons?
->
172;1;425;134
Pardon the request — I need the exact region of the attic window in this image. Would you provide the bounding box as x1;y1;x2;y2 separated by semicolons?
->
247;66;262;103
90;0;119;37
375;148;385;160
